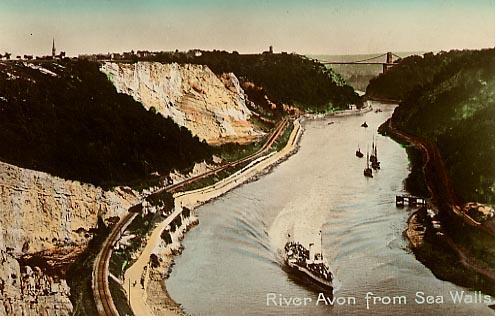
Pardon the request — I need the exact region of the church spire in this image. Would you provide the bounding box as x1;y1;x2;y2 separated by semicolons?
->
52;38;56;58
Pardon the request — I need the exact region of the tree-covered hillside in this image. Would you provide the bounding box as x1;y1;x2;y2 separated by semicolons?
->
366;49;492;101
373;49;494;204
0;60;212;187
141;50;361;112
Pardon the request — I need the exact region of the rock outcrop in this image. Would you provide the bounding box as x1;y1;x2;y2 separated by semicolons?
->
0;161;137;254
0;250;72;316
100;62;262;144
0;161;138;315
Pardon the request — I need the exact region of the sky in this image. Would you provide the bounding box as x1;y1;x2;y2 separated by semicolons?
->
0;0;494;56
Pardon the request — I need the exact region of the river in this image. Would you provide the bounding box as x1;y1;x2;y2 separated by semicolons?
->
166;102;493;315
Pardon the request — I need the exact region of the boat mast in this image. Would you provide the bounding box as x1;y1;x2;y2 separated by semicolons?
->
319;230;323;260
366;145;370;168
372;134;375;155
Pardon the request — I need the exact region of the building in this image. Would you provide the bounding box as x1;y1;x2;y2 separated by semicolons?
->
263;45;274;55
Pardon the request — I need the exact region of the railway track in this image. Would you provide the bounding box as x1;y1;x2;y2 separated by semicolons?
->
92;118;289;315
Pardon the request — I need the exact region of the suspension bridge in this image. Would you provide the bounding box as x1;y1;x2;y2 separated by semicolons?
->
319;52;403;73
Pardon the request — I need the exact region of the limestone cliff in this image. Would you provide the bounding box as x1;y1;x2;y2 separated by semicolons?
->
100;62;262;144
0;161;137;254
0;161;138;315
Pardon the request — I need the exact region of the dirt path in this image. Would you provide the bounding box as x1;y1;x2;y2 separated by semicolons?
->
123;214;174;315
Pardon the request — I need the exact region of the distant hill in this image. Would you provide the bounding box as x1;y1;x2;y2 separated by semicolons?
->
139;51;362;113
371;49;494;204
0;60;212;188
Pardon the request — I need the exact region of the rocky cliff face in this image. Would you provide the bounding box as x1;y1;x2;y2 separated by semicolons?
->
100;62;262;144
0;250;72;316
0;161;137;254
0;161;138;315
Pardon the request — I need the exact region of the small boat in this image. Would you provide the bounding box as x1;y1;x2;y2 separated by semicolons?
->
364;148;373;177
361;121;368;128
364;167;373;177
355;144;364;158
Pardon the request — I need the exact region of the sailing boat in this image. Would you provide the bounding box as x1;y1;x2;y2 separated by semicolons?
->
364;147;373;178
369;138;377;162
370;136;381;169
372;144;380;169
355;144;364;158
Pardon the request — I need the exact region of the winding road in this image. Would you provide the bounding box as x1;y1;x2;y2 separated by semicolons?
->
92;118;289;315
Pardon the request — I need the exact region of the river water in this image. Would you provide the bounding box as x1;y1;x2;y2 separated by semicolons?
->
166;102;493;316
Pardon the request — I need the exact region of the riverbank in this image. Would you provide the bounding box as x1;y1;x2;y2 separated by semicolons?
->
304;100;372;120
381;118;495;296
165;101;492;316
122;118;304;315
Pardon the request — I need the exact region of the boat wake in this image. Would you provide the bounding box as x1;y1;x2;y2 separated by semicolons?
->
268;188;341;293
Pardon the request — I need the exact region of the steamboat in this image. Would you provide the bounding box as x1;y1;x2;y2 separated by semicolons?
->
284;232;335;292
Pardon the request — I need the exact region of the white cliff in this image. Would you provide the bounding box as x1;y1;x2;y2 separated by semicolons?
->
0;161;138;315
0;161;137;254
100;62;262;144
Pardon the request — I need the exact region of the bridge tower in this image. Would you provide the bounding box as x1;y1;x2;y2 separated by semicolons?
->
382;51;393;74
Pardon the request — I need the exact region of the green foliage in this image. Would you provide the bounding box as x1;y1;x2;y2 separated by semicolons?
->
110;210;162;278
141;50;361;112
270;121;293;152
0;60;212;188
160;229;172;244
109;278;134;315
366;49;493;101
371;49;494;204
215;139;266;162
147;190;175;209
66;218;108;316
404;146;431;198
